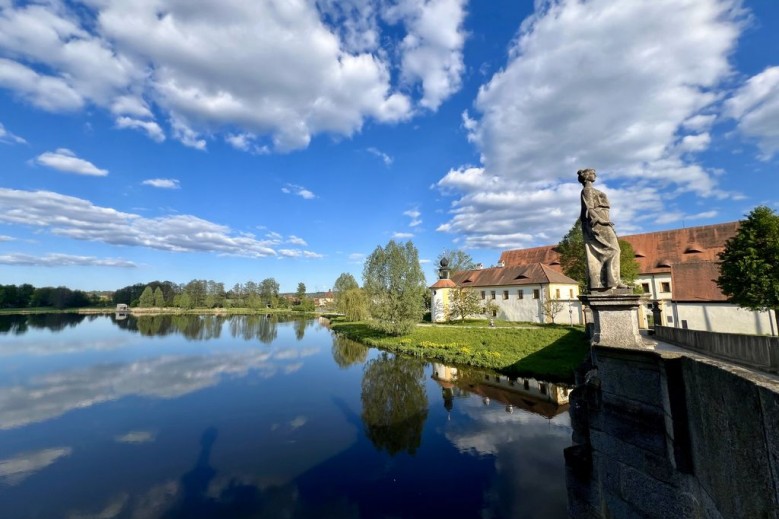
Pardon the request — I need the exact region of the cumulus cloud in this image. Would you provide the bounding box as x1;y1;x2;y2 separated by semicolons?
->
0;0;466;150
116;116;165;142
725;66;779;159
287;235;307;246
436;0;745;249
35;148;108;176
0;188;322;259
383;0;468;110
0;121;25;144
0;253;137;268
281;184;316;200
403;208;422;227
142;178;180;189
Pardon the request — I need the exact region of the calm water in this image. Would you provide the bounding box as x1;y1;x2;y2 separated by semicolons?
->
0;314;572;518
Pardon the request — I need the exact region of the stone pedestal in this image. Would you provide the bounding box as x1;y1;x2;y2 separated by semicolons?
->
579;292;645;348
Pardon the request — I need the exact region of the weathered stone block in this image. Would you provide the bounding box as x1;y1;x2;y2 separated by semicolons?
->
589;429;676;485
620;465;698;519
758;384;779;513
683;358;777;518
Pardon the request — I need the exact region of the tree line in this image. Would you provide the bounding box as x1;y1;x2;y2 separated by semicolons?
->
0;283;99;310
114;277;314;311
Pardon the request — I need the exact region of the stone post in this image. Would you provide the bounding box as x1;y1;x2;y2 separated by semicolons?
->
651;301;663;331
579;291;646;349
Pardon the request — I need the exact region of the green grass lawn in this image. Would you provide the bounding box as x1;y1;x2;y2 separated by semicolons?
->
330;320;590;383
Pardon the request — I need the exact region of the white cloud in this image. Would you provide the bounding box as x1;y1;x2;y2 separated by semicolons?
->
383;0;468;110
116;116;165;142
142;178;180;189
403;208;422;227
725;66;779;159
392;231;414;239
437;0;745;249
0;253;137;268
0;235;13;241
34;148;108;176
367;146;393;165
278;249;325;259
287;235;307;246
0;1;467;150
0;188;324;259
0;57;84;111
281;183;316;200
0;121;25;144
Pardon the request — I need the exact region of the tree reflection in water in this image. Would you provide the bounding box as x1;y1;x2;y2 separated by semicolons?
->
360;352;429;456
293;318;307;341
108;314;281;343
0;313;86;334
330;335;368;369
228;315;278;344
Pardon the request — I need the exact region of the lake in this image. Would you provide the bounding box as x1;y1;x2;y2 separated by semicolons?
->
0;314;573;518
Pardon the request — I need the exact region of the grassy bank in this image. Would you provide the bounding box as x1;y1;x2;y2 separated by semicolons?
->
330;320;589;383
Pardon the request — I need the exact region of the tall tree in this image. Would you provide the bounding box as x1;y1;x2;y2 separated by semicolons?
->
259;278;280;307
153;287;165;307
363;240;426;335
296;282;306;303
138;286;154;307
557;220;640;290
435;248;476;277
717;206;779;330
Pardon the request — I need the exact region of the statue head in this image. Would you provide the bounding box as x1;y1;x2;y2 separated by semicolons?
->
577;168;596;184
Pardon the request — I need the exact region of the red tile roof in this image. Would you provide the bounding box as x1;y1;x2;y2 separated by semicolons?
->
499;221;739;276
670;262;727;302
430;279;457;289
449;262;577;288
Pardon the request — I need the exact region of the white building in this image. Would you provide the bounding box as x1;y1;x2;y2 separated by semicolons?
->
430;261;583;324
498;221;775;335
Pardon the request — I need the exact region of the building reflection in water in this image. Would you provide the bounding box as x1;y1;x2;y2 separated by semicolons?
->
430;363;570;419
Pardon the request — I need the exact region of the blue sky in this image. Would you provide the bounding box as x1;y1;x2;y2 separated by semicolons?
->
0;0;778;293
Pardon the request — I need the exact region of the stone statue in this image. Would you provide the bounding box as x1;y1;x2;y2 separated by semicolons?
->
578;168;625;291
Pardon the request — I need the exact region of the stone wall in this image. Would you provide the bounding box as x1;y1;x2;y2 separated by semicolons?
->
656;325;779;373
566;345;779;518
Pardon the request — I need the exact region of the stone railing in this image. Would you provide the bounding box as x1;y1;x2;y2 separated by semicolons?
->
655;325;779;373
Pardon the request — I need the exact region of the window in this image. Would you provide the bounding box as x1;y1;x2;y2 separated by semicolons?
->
642;283;650;293
682;320;688;329
667;315;673;323
533;289;540;299
503;290;509;300
492;309;497;317
569;289;574;298
517;290;524;300
481;291;485;300
661;282;671;293
555;288;561;299
481;307;486;314
490;291;496;300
